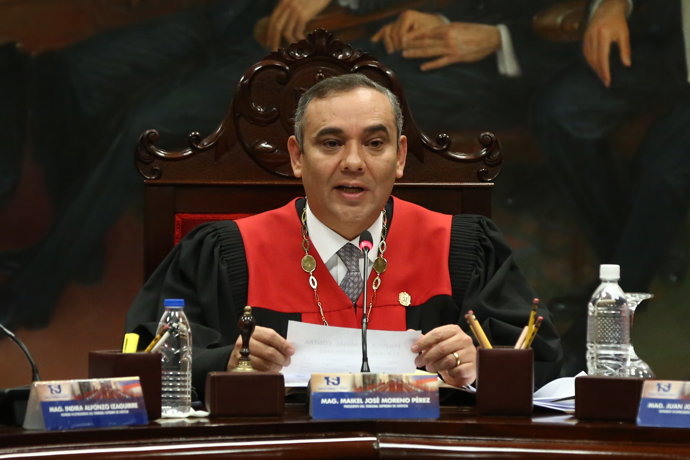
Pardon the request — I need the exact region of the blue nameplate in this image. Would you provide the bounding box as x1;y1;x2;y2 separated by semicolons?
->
309;373;439;419
23;377;149;430
637;379;690;428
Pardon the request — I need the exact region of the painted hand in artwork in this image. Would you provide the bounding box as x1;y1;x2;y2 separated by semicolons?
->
583;0;632;87
400;22;501;71
264;0;331;50
372;9;446;54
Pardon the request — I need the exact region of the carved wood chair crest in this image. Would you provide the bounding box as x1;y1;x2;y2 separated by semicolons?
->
135;29;502;184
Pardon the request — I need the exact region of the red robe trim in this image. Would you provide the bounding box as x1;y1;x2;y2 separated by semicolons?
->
236;197;452;331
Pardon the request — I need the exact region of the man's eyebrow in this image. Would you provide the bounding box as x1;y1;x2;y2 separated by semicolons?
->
315;127;344;137
364;124;390;136
314;124;391;138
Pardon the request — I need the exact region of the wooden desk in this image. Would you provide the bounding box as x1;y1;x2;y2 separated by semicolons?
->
1;405;689;458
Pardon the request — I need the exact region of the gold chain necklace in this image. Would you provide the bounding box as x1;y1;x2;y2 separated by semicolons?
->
300;207;388;325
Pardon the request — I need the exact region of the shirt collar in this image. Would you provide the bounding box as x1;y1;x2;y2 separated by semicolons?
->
305;202;383;264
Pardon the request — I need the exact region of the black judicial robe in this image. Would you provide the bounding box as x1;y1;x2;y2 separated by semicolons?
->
126;197;562;395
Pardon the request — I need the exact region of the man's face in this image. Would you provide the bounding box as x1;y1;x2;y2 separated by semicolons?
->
288;87;407;240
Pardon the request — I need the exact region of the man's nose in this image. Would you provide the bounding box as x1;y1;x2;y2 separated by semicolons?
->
341;143;364;171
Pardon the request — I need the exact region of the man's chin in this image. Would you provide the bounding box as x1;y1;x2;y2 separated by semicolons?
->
339;207;381;231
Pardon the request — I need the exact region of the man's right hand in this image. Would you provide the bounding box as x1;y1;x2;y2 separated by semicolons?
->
371;10;446;54
227;325;295;372
583;0;631;87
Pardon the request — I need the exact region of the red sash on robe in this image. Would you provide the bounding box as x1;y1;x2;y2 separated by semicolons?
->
236;197;452;331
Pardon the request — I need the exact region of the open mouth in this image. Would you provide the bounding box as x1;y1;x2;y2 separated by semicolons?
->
336;185;365;193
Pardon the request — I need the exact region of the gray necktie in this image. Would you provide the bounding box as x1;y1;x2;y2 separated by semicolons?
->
337;243;363;304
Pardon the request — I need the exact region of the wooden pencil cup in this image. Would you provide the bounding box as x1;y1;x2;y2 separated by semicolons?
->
476;347;533;416
575;375;643;422
88;350;161;420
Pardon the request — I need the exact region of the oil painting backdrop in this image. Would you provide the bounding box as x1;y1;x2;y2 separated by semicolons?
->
1;0;688;389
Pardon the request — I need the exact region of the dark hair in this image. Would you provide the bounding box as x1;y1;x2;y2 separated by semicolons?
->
293;73;404;149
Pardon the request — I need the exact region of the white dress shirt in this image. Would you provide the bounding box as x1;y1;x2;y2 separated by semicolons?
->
305;202;383;285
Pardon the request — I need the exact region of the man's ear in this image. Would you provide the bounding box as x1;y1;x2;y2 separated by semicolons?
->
396;135;408;179
287;135;303;178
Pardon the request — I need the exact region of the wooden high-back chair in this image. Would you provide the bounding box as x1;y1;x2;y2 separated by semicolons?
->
135;29;502;279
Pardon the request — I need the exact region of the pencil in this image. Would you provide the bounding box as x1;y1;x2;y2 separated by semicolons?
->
521;298;540;348
522;316;543;349
143;325;169;353
527;298;539;331
514;326;529;349
465;310;493;349
150;329;171;353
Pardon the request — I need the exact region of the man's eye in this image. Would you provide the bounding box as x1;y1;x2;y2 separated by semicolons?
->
368;139;385;149
323;139;341;148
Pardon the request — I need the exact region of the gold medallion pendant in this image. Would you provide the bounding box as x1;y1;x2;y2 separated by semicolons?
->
301;254;316;273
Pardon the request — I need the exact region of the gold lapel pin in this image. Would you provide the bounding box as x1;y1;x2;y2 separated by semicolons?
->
398;292;411;307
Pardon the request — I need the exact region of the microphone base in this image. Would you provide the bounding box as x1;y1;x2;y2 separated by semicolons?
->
0;385;30;426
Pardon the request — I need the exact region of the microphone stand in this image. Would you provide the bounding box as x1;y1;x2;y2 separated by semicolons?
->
360;246;371;373
0;322;40;426
0;323;40;382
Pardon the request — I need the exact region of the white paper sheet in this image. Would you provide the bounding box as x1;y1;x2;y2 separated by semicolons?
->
531;371;587;413
282;321;421;386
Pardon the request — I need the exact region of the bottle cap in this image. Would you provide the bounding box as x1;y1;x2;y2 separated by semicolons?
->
163;298;185;308
599;264;620;280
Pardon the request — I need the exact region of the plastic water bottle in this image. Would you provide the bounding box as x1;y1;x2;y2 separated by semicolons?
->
586;264;630;376
156;298;192;416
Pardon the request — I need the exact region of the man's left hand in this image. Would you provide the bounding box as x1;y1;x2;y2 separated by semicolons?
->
401;22;501;71
411;324;476;387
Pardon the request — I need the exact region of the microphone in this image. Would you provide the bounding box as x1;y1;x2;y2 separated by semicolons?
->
0;323;40;426
358;230;373;373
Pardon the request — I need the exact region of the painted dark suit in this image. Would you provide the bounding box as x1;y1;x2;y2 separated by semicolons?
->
1;1;274;328
534;0;690;292
363;0;577;130
533;0;690;373
0;0;574;329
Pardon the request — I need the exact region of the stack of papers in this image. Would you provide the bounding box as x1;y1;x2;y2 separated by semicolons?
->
532;372;586;413
283;321;421;387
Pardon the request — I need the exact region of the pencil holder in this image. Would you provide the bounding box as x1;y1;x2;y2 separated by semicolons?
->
88;350;161;420
575;375;643;421
476;347;533;416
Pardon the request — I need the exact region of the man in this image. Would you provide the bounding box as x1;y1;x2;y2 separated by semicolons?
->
363;1;577;131
262;0;577;130
0;0;272;328
533;0;690;372
126;73;561;396
536;0;690;292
